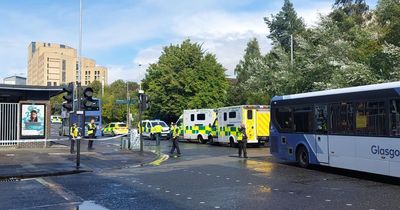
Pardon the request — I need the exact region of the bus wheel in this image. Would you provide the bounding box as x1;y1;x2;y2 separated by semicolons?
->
296;146;309;168
198;135;206;144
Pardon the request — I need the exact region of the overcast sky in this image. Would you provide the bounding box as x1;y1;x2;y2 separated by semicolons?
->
0;0;378;83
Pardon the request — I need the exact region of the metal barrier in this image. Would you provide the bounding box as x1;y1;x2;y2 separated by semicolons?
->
0;103;18;146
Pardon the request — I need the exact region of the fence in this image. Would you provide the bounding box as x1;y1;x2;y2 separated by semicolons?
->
0;103;19;146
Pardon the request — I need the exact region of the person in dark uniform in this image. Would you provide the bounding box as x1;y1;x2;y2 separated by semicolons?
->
170;122;181;157
238;124;248;158
87;118;97;150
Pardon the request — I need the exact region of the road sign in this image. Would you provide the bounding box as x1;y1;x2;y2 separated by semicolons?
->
115;99;136;105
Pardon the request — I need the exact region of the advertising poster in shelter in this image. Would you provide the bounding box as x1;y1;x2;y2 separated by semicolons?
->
21;104;45;138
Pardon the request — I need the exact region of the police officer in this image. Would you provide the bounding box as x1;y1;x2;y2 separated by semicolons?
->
154;122;163;146
70;123;79;154
238;124;248;158
87;118;97;150
170;122;181;156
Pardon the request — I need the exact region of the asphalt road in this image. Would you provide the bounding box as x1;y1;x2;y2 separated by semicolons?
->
2;135;400;210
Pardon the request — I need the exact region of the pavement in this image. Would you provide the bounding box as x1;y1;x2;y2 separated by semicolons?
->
0;139;158;179
2;138;400;210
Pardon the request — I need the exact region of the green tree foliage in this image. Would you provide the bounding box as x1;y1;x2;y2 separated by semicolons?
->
142;39;228;122
264;0;305;51
229;38;269;105
236;0;400;101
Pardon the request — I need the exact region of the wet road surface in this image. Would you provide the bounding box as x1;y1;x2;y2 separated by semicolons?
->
1;139;400;210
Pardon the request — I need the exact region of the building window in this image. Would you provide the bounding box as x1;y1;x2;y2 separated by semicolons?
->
62;59;66;82
60;44;65;48
47;82;51;86
53;82;57;86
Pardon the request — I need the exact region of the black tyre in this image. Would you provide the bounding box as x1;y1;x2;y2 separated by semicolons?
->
230;138;237;148
112;131;116;137
296;146;309;168
208;136;214;145
198;135;206;144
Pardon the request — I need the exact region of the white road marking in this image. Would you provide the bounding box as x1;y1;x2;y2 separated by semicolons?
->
176;193;180;196
187;197;192;200
206;174;211;176
248;183;252;185
236;180;240;182
165;191;170;193
289;192;294;194
226;178;230;180
273;189;279;191
346;204;352;206
215;206;220;209
306;195;311;198
156;188;161;190
216;176;220;178
200;202;205;204
148;185;152;188
325;200;331;202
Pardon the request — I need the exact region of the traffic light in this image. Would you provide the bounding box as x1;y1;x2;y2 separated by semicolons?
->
140;94;150;110
62;82;74;112
82;87;95;110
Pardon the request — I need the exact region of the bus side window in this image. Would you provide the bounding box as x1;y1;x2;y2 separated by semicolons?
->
315;105;328;134
224;113;227;121
390;99;400;136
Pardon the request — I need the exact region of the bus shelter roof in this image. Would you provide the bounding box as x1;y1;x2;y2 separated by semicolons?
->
0;84;62;103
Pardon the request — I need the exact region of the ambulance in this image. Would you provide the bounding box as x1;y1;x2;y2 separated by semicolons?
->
209;105;270;146
176;109;216;144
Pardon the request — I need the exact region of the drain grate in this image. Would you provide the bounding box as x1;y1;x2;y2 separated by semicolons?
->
0;177;21;182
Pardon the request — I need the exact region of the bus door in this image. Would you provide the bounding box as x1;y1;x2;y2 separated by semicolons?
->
245;108;256;141
315;105;329;163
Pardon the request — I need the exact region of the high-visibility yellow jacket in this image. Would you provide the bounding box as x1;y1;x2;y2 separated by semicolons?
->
154;125;163;133
70;126;78;138
87;123;96;135
172;125;179;138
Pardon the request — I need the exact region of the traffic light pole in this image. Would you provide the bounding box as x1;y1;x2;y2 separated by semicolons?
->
76;81;82;169
139;92;144;152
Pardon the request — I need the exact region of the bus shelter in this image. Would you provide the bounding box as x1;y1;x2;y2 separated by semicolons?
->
0;84;62;148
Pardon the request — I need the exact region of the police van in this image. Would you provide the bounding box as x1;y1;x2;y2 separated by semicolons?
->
140;120;170;140
176;109;216;144
209;105;270;146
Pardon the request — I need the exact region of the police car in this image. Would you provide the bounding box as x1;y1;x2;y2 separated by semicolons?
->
102;122;129;136
51;115;62;124
140;120;170;140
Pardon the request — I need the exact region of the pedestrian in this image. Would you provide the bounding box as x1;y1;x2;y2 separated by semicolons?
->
70;123;79;154
87;118;97;150
154;122;163;146
170;122;181;157
169;122;174;141
238;124;248;158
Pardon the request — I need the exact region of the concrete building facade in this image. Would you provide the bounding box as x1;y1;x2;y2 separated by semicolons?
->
27;41;108;86
3;76;27;85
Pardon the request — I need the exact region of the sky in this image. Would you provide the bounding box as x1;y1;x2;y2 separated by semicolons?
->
0;0;378;84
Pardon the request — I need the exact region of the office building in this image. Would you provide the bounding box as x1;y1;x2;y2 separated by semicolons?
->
27;41;108;86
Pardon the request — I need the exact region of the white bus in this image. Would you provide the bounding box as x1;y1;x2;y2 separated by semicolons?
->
270;81;400;177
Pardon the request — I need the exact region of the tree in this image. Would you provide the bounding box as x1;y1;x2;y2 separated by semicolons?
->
89;80;102;97
264;0;305;51
142;39;228;122
229;38;268;105
376;0;400;46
